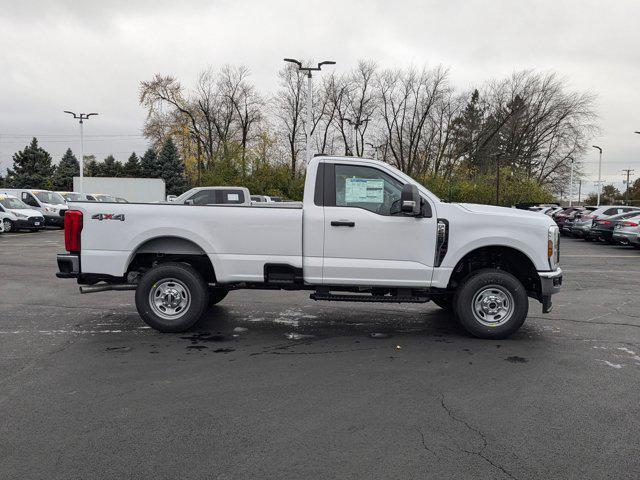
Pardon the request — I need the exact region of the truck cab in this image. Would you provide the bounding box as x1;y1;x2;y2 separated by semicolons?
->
167;187;251;206
56;155;562;339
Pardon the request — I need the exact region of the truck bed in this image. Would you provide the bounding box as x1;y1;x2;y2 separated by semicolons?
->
71;202;303;283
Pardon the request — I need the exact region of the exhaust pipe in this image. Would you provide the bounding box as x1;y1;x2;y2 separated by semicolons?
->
79;284;137;294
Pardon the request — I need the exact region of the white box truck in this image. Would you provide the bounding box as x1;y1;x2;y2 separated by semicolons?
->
72;177;165;203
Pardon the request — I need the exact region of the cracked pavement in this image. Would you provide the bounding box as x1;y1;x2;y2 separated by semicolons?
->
1;230;639;479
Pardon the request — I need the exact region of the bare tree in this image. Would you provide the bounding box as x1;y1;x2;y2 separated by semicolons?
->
273;64;306;177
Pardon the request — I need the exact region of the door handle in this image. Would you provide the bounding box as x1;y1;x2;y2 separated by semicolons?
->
331;221;355;227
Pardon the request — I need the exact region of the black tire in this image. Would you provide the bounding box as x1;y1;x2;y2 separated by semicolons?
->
209;288;228;307
453;268;528;339
30;228;40;232
135;262;209;333
432;294;453;311
3;219;13;233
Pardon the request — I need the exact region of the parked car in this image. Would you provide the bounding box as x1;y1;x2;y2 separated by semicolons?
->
591;211;640;243
561;207;597;236
570;206;640;240
57;191;95;202
0;194;45;232
56;155;562;340
0;188;68;227
554;207;585;231
168;187;251;206
613;217;640;246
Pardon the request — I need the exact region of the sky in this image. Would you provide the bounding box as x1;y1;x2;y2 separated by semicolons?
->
1;0;639;197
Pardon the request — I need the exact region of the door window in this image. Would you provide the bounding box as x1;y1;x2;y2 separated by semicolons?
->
187;190;215;205
334;164;403;216
22;193;39;207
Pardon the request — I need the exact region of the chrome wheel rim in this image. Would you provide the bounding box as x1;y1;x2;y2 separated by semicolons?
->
148;278;191;320
472;285;514;327
3;220;11;232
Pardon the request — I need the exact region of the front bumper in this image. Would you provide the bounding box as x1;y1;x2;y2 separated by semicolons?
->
44;214;65;227
56;253;80;278
613;230;639;245
14;217;44;230
538;268;563;313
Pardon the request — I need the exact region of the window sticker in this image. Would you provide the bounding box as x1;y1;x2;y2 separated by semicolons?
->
227;193;240;201
345;178;384;203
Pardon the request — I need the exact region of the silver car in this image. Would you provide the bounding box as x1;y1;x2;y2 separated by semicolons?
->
571;205;640;240
613;217;640;245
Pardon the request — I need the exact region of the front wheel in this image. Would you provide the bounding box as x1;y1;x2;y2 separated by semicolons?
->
135;262;209;332
453;268;528;339
3;219;13;232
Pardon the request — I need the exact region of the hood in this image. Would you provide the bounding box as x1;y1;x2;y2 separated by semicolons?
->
453;203;555;228
43;202;68;211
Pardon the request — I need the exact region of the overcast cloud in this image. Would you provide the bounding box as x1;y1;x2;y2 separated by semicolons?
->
1;0;639;193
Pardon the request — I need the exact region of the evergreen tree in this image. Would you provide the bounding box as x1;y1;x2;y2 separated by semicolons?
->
123;152;141;177
5;138;56;188
85;157;100;177
140;148;159;178
51;148;80;191
98;155;124;177
157;137;187;195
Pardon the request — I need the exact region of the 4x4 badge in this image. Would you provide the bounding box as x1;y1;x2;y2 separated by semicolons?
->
92;213;125;221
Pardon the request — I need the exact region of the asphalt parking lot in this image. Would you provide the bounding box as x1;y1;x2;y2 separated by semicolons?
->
1;230;640;479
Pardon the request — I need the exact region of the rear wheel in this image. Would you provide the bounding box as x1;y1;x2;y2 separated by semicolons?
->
453;268;528;339
135;262;209;332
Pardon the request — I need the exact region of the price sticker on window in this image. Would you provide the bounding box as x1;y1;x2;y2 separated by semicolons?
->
345;178;384;203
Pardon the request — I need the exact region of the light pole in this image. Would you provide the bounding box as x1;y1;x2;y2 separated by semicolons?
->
341;117;369;156
592;145;602;206
64;111;98;193
283;59;335;163
622;168;634;204
366;142;386;161
567;156;574;206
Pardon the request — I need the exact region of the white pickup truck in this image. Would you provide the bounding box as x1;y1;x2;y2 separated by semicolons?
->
56;155;562;339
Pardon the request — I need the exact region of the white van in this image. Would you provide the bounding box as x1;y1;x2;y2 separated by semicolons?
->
0;189;68;227
0;194;45;232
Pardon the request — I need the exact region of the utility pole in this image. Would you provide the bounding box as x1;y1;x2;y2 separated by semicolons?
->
592;145;603;206
493;152;503;206
567;157;574;206
622;168;634;204
64;111;98;193
283;59;336;163
578;179;582;204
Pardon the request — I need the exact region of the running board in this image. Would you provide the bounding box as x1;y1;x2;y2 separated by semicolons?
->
310;292;429;303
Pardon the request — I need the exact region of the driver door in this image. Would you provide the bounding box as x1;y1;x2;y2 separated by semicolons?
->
321;162;437;287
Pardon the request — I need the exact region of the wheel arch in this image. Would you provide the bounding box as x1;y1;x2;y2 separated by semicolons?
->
126;235;216;283
446;245;541;296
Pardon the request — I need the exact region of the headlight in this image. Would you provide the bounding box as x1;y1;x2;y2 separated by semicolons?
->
45;207;55;213
548;225;560;269
15;212;28;219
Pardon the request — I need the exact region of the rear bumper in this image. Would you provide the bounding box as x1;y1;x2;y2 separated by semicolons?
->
538;268;563;313
56;253;80;278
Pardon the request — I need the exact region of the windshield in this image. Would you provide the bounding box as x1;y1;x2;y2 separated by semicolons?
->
94;194;116;202
62;193;83;201
0;197;29;210
34;191;66;205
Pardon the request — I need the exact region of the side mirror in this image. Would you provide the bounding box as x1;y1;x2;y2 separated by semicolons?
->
166;195;177;202
401;184;421;216
184;199;194;206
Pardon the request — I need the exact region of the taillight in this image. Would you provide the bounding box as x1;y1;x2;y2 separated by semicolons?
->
622;221;639;227
64;210;83;252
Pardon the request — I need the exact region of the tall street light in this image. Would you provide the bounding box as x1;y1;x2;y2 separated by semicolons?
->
567;156;574;206
592;145;603;206
366;142;386;161
341;117;369;156
284;59;335;163
64;111;98;193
